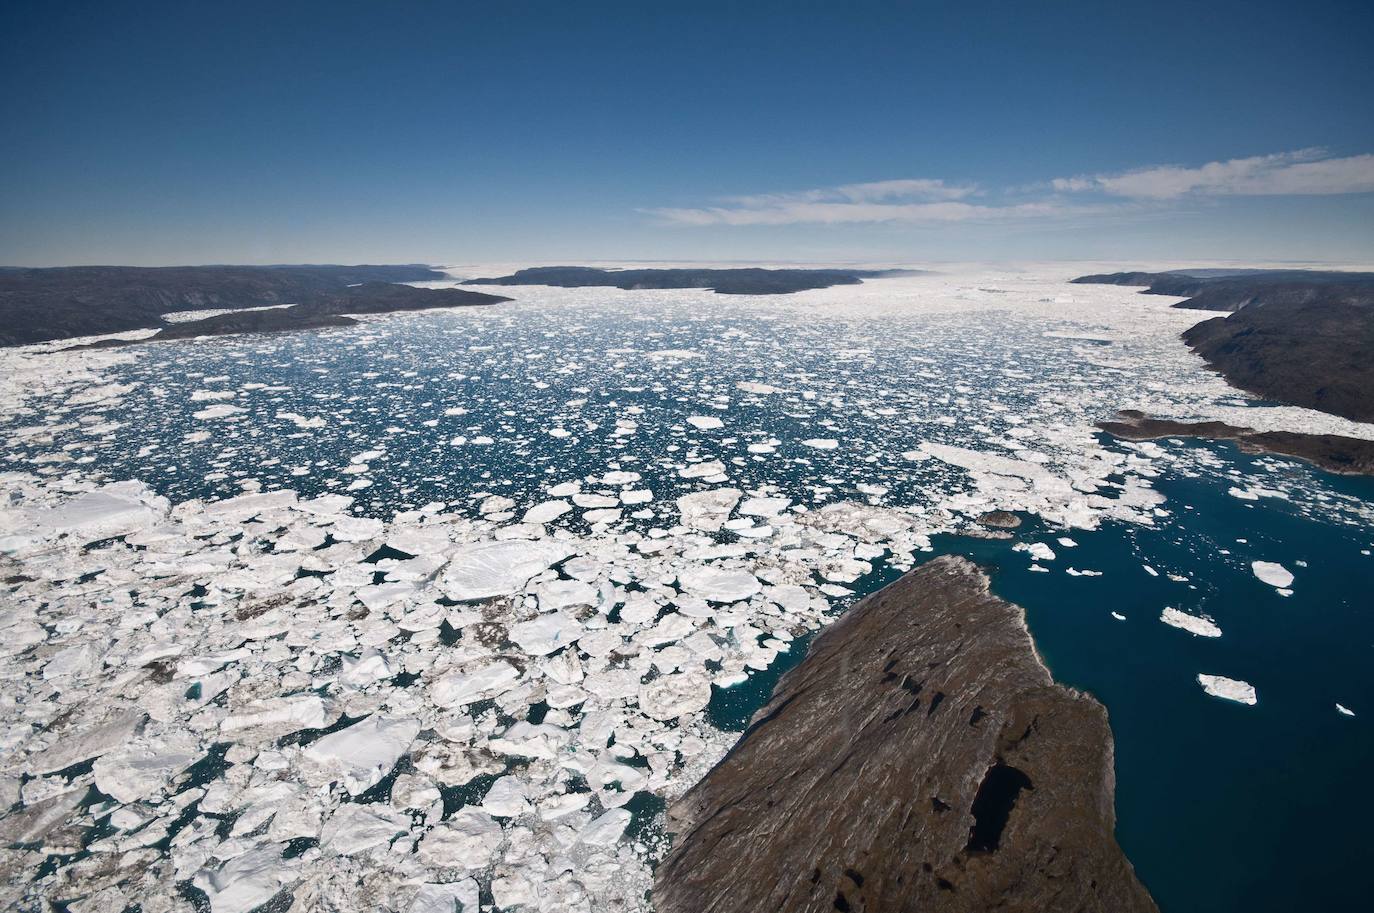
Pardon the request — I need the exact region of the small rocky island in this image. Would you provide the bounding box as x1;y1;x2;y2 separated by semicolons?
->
655;556;1156;913
0;265;508;346
463;265;916;295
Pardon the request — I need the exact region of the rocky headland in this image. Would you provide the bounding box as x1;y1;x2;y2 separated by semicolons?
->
0;265;506;346
1098;410;1374;476
462;265;918;295
1073;269;1374;425
654;555;1156;913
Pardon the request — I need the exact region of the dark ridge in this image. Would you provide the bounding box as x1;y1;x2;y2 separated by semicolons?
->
1098;410;1374;476
1073;269;1374;422
462;265;921;296
0;263;509;346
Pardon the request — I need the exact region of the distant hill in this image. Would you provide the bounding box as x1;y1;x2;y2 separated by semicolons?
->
1070;269;1374;312
1073;269;1374;423
462;265;919;296
0;264;497;346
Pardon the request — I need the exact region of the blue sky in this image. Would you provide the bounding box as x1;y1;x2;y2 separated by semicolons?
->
2;0;1372;265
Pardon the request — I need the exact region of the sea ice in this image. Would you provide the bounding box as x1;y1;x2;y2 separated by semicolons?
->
1251;561;1294;589
1197;674;1257;705
442;540;574;601
1160;607;1222;638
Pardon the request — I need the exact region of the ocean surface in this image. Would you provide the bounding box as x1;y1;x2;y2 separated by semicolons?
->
3;269;1371;911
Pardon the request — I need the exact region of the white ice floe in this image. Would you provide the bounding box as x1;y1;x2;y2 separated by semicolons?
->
686;415;723;430
302;714;421;794
1336;703;1356;717
677;565;762;602
1160;607;1222;638
1251;561;1294;590
442;540;573;600
1197;674;1257;705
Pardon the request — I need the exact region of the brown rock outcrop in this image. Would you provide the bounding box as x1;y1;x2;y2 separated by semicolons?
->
654;555;1156;913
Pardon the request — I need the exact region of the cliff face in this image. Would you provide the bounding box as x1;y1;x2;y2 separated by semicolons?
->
654;556;1156;913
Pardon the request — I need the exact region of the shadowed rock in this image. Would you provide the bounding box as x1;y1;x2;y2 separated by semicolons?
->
462;265;921;296
1099;410;1374;476
1072;269;1374;422
654;555;1156;913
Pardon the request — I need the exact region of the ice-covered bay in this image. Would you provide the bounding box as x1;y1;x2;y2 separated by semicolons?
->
2;266;1372;911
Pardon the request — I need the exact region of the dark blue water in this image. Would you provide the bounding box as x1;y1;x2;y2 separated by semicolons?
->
704;437;1373;912
934;440;1374;912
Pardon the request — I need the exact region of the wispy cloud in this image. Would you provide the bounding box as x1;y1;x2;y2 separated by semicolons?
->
647;149;1374;227
1052;149;1374;199
648;199;1074;227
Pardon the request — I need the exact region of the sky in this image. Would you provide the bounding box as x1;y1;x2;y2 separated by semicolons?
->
2;0;1372;266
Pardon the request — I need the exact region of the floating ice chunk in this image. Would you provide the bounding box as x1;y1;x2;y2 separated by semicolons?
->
687;415;723;430
221;694;330;737
442;540;573;601
510;611;582;655
1017;542;1056;562
639;670;712;721
481;776;532;817
192;845;294;913
801;438;839;450
523;500;572;524
407;881;481;913
431;661;520;709
1336;704;1356;717
1228;487;1260;501
192;404;244;420
547;481;581;497
1111;612;1127;621
578;808;633;847
680;460;727;479
1197;674;1257;705
1160;607;1222;638
92;739;198;804
26;711;144;774
1251;561;1294;589
736;381;781;394
277;411;327;429
677;565;761;602
320;802;410;855
675;488;741;532
302;715;420;794
1142;565;1159;576
417;809;503;869
538;791;592;821
534;578;598;610
1057;537;1078;548
739;496;790;517
339;648;393;687
14;481;169;549
620;488;653;505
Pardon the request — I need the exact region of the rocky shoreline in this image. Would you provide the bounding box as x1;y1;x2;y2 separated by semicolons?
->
1073;270;1374;424
1098;410;1374;476
654;555;1156;913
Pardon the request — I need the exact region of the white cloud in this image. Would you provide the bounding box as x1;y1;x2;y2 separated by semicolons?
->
1053;149;1374;199
646;149;1374;227
647;200;1076;226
